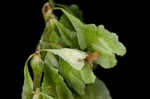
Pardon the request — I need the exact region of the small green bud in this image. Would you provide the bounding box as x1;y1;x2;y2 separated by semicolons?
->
42;2;54;23
31;52;43;90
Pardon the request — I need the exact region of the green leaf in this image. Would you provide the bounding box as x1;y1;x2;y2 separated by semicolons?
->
97;25;126;56
69;4;83;21
22;55;33;99
58;8;87;50
55;21;79;48
59;58;96;95
56;82;74;99
41;77;57;98
59;4;83;28
40;41;63;50
59;58;85;95
44;52;59;68
80;62;96;84
44;48;87;70
44;63;74;99
57;8;126;68
41;20;57;43
74;78;112;99
55;21;74;47
58;4;83;48
49;43;63;49
49;30;60;43
40;92;54;99
39;19;62;60
59;15;75;31
30;54;43;90
91;25;126;68
37;17;61;50
81;24;98;48
92;42;117;69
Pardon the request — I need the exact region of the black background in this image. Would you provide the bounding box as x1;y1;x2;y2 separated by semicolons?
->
13;0;138;99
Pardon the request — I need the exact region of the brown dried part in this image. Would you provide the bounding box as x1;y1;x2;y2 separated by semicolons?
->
85;51;99;69
43;5;49;16
32;53;41;63
44;5;50;13
43;3;52;16
77;59;82;62
85;51;99;63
